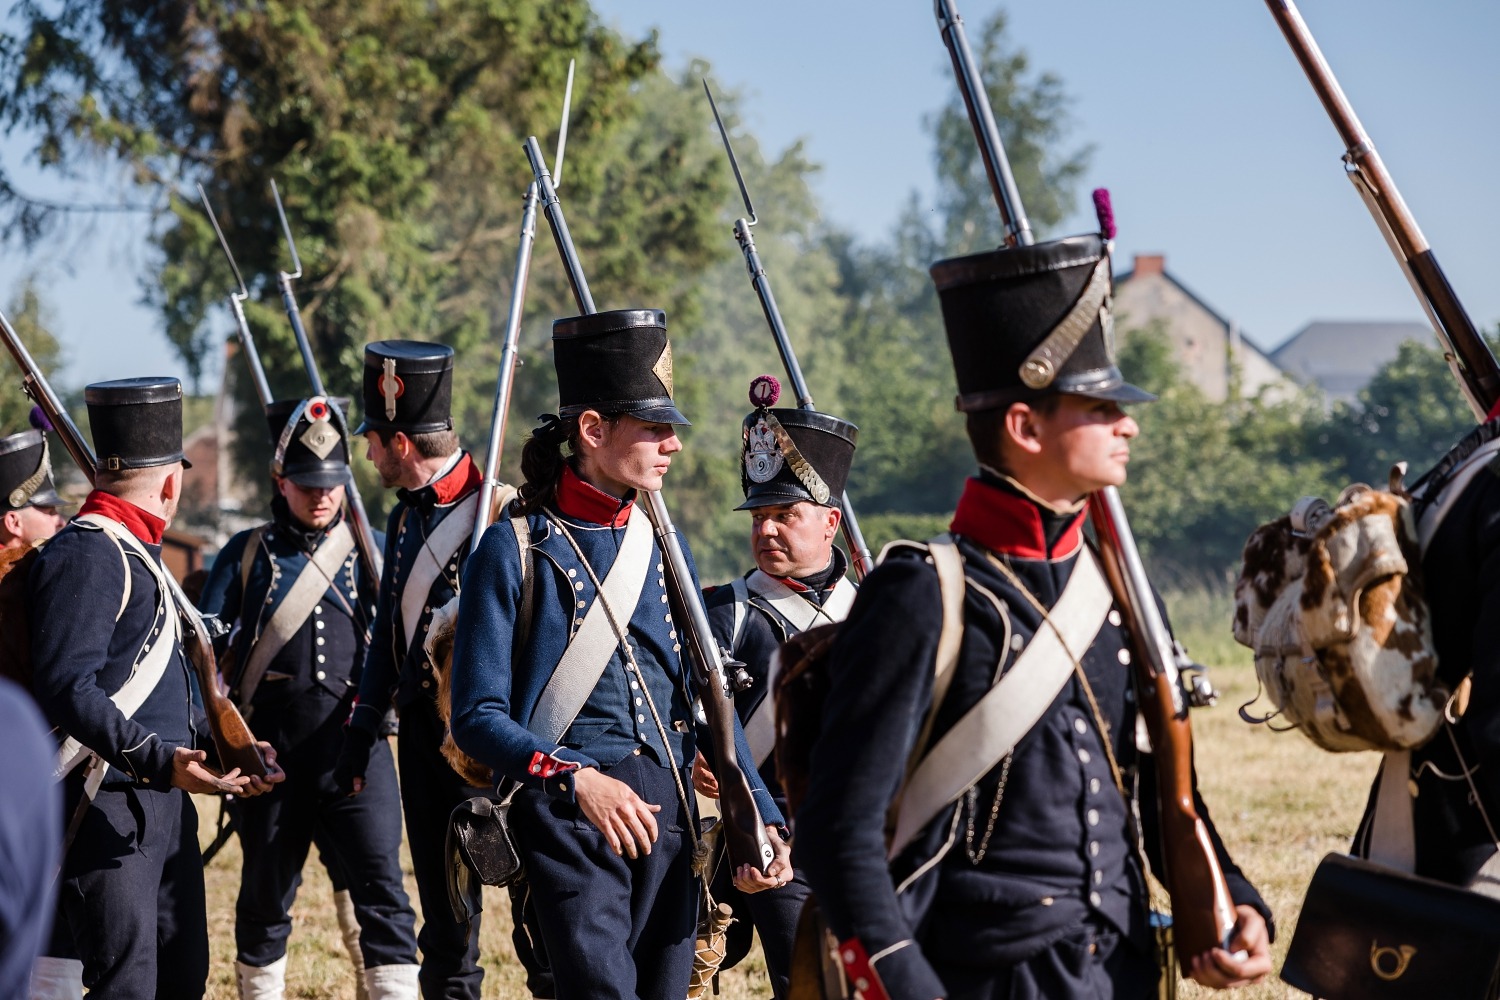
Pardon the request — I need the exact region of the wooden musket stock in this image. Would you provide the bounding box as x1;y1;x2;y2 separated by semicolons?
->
0;309;267;779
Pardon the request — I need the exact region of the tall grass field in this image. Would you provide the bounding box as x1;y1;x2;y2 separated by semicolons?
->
197;586;1376;998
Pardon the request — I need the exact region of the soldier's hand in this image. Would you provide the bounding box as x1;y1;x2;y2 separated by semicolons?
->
239;742;286;797
573;767;661;859
334;727;378;796
691;750;720;799
1185;905;1272;989
170;747;252;796
733;825;793;894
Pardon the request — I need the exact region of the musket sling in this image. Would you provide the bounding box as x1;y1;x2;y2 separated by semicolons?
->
233;522;355;710
889;547;1113;857
739;572;857;767
400;493;481;654
527;508;654;744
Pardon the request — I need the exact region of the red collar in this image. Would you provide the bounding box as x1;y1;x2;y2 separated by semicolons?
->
949;477;1085;561
1488;398;1500;422
556;465;634;527
430;453;481;505
78;490;167;546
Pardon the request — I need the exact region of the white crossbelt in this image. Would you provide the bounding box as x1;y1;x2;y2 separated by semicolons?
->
400;493;480;654
55;515;181;782
740;572;857;767
235;521;355;711
888;548;1113;857
528;507;654;744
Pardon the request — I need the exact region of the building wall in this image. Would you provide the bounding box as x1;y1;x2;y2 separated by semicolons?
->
1114;255;1289;402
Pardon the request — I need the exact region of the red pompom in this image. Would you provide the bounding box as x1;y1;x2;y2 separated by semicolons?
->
749;375;781;408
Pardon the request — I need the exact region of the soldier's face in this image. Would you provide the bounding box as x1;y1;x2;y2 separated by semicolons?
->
362;432;405;488
277;477;346;530
750;501;839;580
0;504;63;547
579;414;682;497
1030;395;1138;498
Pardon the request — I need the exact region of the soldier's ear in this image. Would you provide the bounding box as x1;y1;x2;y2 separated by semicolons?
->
1003;402;1045;458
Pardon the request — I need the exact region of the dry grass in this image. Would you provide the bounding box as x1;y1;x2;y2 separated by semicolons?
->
197;586;1376;999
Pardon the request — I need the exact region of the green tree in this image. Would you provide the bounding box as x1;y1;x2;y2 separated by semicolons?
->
0;2;742;537
0;276;63;433
1316;339;1478;487
1117;325;1343;581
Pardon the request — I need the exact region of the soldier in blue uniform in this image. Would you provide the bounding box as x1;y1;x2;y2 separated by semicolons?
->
334;342;486;1000
0;425;65;553
697;378;860;999
202;397;419;999
794;231;1273;999
447;309;787;1000
28;377;283;1000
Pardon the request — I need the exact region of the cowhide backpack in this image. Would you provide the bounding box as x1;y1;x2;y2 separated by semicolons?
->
1232;483;1447;753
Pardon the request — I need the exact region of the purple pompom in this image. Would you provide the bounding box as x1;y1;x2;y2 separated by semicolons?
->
749;374;781;408
1092;188;1116;241
29;405;52;432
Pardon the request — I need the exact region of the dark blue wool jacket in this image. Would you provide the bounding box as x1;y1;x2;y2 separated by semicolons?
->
352;453;480;735
29;495;196;789
200;501;378;747
449;468;780;822
795;476;1268;1000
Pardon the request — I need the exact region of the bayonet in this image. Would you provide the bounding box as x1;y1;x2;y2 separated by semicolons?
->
702;79;874;579
267;179;384;588
197;184;273;407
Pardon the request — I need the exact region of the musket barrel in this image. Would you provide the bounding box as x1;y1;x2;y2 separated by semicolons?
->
1263;0;1499;417
473;183;540;554
935;0;1032;247
278;276;328;398
229;297;274;408
525;137;595;315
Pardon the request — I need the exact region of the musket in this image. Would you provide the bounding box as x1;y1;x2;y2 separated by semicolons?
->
523;133;776;874
268;180;385;589
471;61;572;554
0;309;268;778
702;81;875;580
935;0;1236;960
1263;0;1500;420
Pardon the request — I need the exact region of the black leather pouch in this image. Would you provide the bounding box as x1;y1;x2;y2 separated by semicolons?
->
445;790;522;923
1282;853;1500;999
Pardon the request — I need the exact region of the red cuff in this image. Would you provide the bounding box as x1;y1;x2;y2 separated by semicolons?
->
838;938;891;1000
528;750;579;780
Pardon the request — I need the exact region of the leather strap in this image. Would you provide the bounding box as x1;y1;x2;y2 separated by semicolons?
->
1367;749;1416;871
1417;435;1500;549
741;572;857;767
888;548;1112;857
400;493;480;654
55;515;180;781
233;522;355;711
527;508;653;744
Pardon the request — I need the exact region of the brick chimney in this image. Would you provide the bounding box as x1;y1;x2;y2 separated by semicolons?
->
1131;253;1165;277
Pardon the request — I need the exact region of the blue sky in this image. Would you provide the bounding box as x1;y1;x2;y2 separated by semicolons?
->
2;0;1497;390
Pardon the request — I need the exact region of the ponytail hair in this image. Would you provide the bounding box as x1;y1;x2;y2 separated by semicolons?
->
517;413;578;515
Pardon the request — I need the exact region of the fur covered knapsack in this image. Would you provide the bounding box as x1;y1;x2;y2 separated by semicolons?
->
1233;485;1447;752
